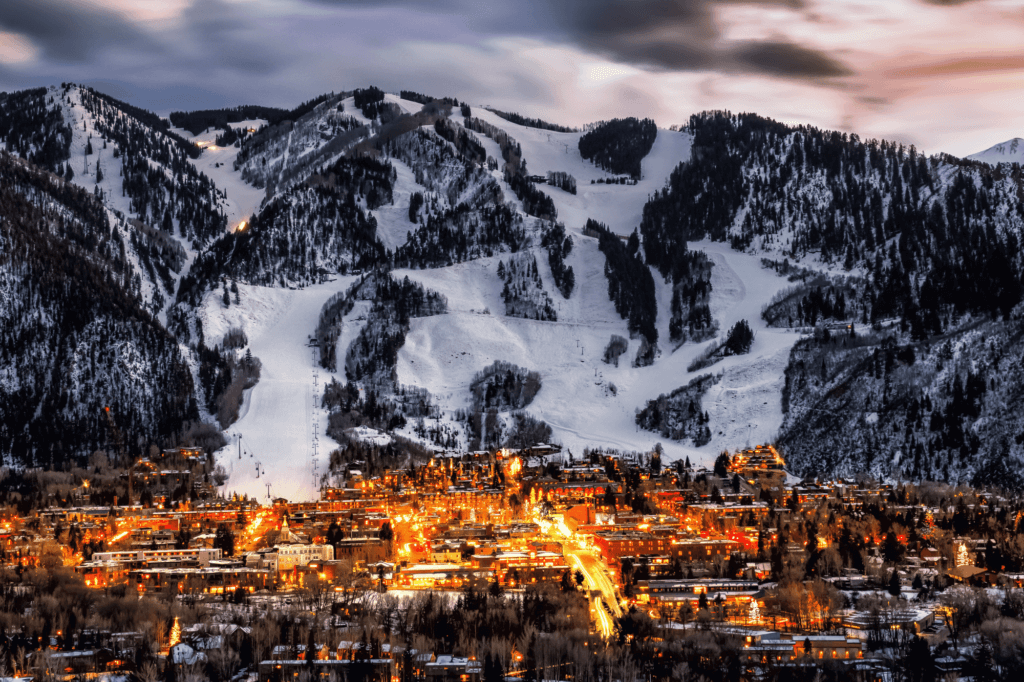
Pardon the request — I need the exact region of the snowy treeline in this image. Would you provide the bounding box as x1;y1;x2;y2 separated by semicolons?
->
642;111;1024;335
0;87;72;172
344;274;448;389
463;116;524;175
587;219;659;346
385;127;500;208
457;361;549;450
760;266;864;329
578;118;657;179
541;223;574;299
73;86;228;247
602;335;629;367
386;128;528;268
547;171;577;195
777;321;1024;488
235;94;364;195
635;373;718;446
316;289;355;372
498;252;557;321
485;108;577;133
433;117;487;166
321;274;448;447
507;172;557;220
175;155;394;308
470;361;543;412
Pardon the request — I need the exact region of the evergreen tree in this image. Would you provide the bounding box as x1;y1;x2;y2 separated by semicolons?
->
725;319;754;355
888;568;902;596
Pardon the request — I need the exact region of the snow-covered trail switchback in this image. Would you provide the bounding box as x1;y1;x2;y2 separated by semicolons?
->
204;279;356;502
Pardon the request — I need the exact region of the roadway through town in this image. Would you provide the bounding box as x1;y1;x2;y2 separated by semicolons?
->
532;510;623;638
567;547;622;638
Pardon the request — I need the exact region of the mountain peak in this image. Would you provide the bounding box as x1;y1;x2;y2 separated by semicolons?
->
968;137;1024;165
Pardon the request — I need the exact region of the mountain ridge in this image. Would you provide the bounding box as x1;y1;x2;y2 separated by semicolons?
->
3;83;1024;494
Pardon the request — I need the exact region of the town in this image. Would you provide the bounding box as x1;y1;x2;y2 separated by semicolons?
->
1;442;1022;682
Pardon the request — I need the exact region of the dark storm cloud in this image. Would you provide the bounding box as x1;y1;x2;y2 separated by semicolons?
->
731;40;852;78
0;0;152;62
303;0;847;81
534;0;849;81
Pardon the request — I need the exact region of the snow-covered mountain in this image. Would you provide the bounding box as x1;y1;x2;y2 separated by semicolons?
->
3;84;1024;495
969;137;1024;166
0;150;195;467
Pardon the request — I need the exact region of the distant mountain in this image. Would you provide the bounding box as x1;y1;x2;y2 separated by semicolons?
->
969;137;1024;166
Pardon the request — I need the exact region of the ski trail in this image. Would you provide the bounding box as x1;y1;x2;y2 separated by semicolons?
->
208;280;356;501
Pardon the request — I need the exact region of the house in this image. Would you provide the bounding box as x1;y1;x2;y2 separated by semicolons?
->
425;654;482;682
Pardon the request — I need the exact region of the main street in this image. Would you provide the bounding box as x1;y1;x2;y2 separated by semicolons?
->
567;546;621;638
534;511;623;638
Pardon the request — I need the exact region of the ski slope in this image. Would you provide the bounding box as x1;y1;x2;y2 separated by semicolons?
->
200;278;357;502
395;239;800;465
187;106;803;495
465;108;692;234
168;124;267;231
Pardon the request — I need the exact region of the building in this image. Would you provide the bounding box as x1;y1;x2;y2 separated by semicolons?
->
128;566;271;594
739;632;863;666
425;655;482;682
592;532;669;559
670;538;739;563
92;548;223;568
258;658;390;682
250;544;335;573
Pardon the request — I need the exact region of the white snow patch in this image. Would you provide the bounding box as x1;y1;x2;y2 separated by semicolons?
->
393;240;801;466
202;279;358;502
968;137;1024;166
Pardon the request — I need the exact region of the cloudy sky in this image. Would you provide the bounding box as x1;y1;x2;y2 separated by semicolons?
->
0;0;1021;156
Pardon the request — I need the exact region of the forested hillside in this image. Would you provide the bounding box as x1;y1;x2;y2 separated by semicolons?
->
176;155;395;302
386;128;530;268
634;111;1024;484
64;85;229;247
0;87;72;172
587;220;658;349
12;80;1024;484
0;151;196;467
641;111;1024;336
778;320;1024;488
168;105;289;135
578;118;657;179
234;93;363;195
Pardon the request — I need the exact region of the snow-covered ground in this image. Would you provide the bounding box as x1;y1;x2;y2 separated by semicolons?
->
465;108;692;234
395;240;801;465
370;156;423;251
968;137;1024;166
168;125;267;230
200;278;357;502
